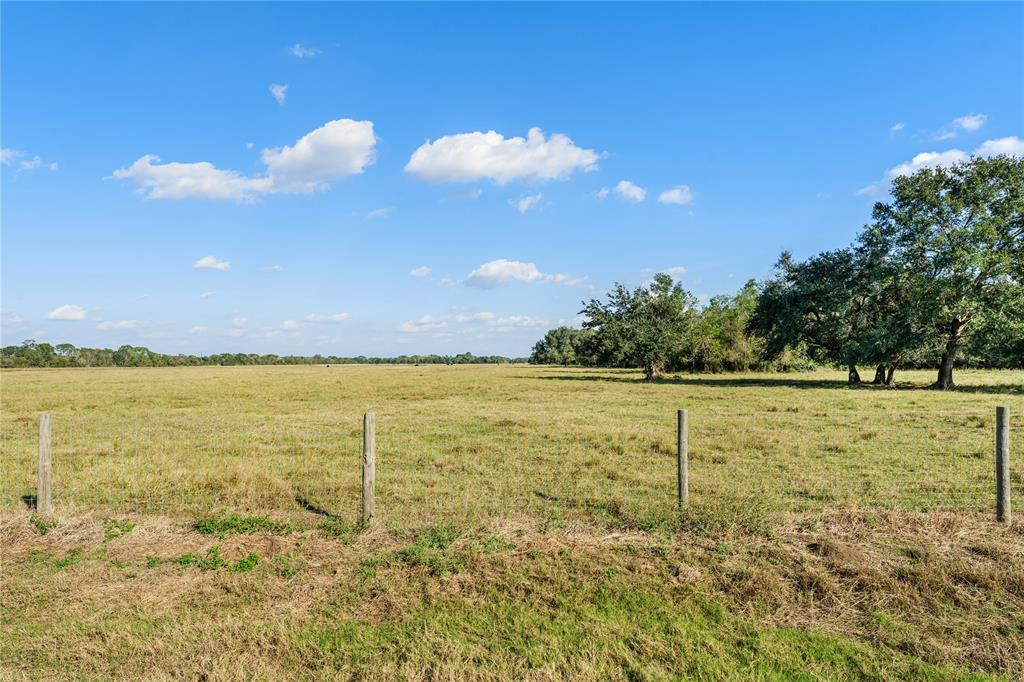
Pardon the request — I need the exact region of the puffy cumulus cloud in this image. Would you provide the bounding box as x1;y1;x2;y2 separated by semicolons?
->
856;136;1024;196
304;312;350;322
612;180;646;202
269;83;288;105
193;255;230;271
454;311;496;322
96;320;137;331
596;180;648;203
657;185;694;205
110;119;376;201
405;127;601;184
976;136;1024;157
46;304;86;320
410;265;431;277
513;193;543;214
259;119;377;194
490;315;548;330
464;259;583;289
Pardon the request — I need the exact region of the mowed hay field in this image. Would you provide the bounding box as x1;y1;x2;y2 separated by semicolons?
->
1;365;1023;680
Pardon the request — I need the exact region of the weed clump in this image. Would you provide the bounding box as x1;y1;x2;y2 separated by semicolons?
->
194;514;289;536
103;518;136;541
31;514;57;536
394;523;463;575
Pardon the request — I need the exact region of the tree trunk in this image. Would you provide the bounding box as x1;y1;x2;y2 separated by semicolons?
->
871;364;886;384
934;319;962;390
884;365;896;385
847;365;861;385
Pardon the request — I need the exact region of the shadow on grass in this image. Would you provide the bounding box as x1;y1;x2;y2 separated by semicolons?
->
524;371;1023;395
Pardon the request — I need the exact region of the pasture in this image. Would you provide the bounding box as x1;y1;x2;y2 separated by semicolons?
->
1;365;1022;680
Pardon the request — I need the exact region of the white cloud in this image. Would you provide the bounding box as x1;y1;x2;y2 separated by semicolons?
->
200;291;217;299
458;188;483;200
96;320;137;331
614;180;646;202
193;255;230;271
290;43;320;58
464;258;583;289
662;266;687;278
455;311;496;322
246;142;255;150
269;83;288;105
953;113;987;132
111;118;376;201
890;122;905;134
514;193;543;214
976;135;1024;157
405;127;601;184
410;265;431;277
259;119;377;194
657;185;694;205
1;148;58;173
190;326;207;334
304;312;350;322
46;304;86;321
263;265;284;272
231;316;248;327
399;315;448;333
366;207;391;219
282;319;302;330
490;315;548;329
594;187;610;199
2;312;26;326
856;136;1024;196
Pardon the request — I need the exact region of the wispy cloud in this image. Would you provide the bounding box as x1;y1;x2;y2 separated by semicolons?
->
96;320;137;331
290;43;320;58
410;265;431;277
269;83;288;105
513;193;543;214
304;312;350;322
657;185;693;205
367;207;392;219
1;148;58;173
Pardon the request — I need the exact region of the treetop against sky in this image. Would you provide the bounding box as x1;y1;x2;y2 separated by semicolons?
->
1;2;1021;356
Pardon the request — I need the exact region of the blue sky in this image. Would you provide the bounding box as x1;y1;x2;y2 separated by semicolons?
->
2;2;1022;357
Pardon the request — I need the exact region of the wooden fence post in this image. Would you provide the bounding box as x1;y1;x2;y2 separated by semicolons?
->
677;409;688;509
361;412;376;525
38;412;52;516
996;406;1010;525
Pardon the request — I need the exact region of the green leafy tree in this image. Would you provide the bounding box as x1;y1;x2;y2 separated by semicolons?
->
581;273;697;381
871;155;1024;389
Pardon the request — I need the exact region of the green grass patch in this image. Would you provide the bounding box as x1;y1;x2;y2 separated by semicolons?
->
194;514;289;536
103;518;136;541
31;514;57;536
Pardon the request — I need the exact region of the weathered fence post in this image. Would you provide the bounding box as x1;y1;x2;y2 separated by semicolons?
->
38;412;52;515
677;409;688;508
361;412;376;525
996;406;1010;525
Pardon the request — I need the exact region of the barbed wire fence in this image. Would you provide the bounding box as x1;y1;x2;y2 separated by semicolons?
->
7;403;1018;528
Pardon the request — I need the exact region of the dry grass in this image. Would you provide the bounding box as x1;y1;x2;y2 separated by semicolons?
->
1;365;1022;679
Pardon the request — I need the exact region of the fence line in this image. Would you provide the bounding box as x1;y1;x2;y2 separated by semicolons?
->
21;406;1015;526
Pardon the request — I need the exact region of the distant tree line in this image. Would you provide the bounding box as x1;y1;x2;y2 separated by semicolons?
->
531;156;1024;388
0;342;524;368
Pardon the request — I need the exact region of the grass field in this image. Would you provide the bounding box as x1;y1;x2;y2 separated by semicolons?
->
1;365;1022;680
